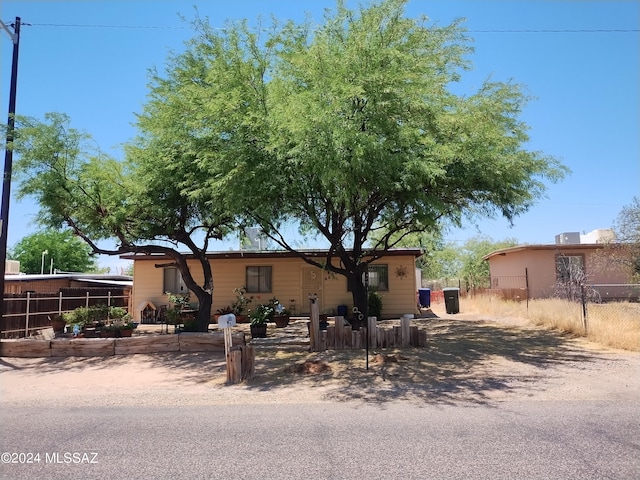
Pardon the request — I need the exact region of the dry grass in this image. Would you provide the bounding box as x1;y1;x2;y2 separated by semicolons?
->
461;295;640;352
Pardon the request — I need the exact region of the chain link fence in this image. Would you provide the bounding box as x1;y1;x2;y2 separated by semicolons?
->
582;284;640;336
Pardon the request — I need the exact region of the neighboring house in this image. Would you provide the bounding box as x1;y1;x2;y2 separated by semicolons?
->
2;273;133;337
3;273;133;295
483;243;633;300
123;249;423;322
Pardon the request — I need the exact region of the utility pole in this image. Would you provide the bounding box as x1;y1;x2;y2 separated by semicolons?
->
0;17;21;334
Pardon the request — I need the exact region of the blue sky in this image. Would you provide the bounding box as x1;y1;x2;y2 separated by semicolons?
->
1;0;639;272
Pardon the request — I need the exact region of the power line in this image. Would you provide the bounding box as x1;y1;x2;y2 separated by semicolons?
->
6;22;639;33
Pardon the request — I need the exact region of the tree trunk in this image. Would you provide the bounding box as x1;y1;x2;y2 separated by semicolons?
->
349;264;368;328
195;291;212;332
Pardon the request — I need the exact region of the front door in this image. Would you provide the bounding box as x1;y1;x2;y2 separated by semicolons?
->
301;266;323;315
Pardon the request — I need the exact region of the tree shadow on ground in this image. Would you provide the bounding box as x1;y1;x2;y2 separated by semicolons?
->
242;319;606;405
0;351;227;387
0;319;613;404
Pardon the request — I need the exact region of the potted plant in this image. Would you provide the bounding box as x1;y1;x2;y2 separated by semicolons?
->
249;304;272;338
270;299;291;328
49;315;67;334
116;318;137;337
231;287;253;323
63;304;110;336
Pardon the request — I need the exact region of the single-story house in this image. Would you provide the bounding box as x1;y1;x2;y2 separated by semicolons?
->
123;249;423;322
483;243;633;300
3;273;133;295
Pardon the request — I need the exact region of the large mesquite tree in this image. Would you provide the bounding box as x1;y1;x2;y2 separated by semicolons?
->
12;0;568;323
11;112;233;331
201;0;566;315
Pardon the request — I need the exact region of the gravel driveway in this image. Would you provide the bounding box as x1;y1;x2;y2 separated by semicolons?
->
1;312;638;408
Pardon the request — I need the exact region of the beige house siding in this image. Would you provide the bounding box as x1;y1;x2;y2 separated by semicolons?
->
486;245;631;299
129;252;421;321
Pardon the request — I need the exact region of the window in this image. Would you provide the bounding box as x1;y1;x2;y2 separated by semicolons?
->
348;264;389;292
163;267;187;294
246;266;272;293
368;265;389;291
556;255;585;283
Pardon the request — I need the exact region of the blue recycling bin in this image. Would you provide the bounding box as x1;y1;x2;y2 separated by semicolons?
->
418;288;431;308
337;305;348;318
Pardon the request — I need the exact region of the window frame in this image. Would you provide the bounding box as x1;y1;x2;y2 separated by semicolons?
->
245;265;273;294
347;264;389;292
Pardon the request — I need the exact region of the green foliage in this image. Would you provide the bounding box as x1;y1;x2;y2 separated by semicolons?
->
9;229;98;274
9;1;568;329
171;0;565;313
231;287;253;315
368;291;383;320
249;304;273;325
458;236;518;288
9;110;231;331
61;304;130;327
165;292;191;324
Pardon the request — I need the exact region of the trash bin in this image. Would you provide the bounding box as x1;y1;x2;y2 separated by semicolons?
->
337;305;348;318
443;287;460;314
418;288;431;308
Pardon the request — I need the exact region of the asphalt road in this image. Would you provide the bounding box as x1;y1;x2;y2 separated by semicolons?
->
1;399;638;480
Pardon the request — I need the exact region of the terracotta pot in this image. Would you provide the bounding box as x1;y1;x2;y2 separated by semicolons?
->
273;315;290;328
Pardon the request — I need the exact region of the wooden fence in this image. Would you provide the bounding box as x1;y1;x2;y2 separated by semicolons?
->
1;288;130;339
309;301;427;352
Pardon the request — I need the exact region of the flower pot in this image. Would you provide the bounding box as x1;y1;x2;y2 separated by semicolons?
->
119;328;133;337
273;315;290;328
250;324;267;338
235;314;249;324
50;316;66;334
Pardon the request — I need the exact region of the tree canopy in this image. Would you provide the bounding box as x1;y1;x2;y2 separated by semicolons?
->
181;0;567;311
11;111;232;331
9;229;98;274
10;0;568;323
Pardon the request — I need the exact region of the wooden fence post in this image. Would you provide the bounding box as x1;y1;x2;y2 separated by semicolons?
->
241;345;255;381
309;300;320;352
227;349;243;384
368;316;377;349
401;316;411;347
335;315;344;350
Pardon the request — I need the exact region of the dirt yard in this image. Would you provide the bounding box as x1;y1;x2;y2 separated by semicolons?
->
1;308;638;407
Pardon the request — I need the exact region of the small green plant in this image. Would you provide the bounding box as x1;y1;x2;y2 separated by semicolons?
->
368;291;383;320
231;287;253;315
165;292;190;324
62;304;111;327
109;306;130;321
249;304;273;325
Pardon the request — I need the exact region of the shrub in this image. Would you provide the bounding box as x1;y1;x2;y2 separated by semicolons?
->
368;291;383;320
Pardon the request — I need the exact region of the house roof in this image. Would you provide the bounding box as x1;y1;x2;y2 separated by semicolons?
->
4;273;133;287
483;243;610;261
121;248;424;261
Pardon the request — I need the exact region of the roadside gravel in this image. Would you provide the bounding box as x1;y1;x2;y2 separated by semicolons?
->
1;313;638;408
